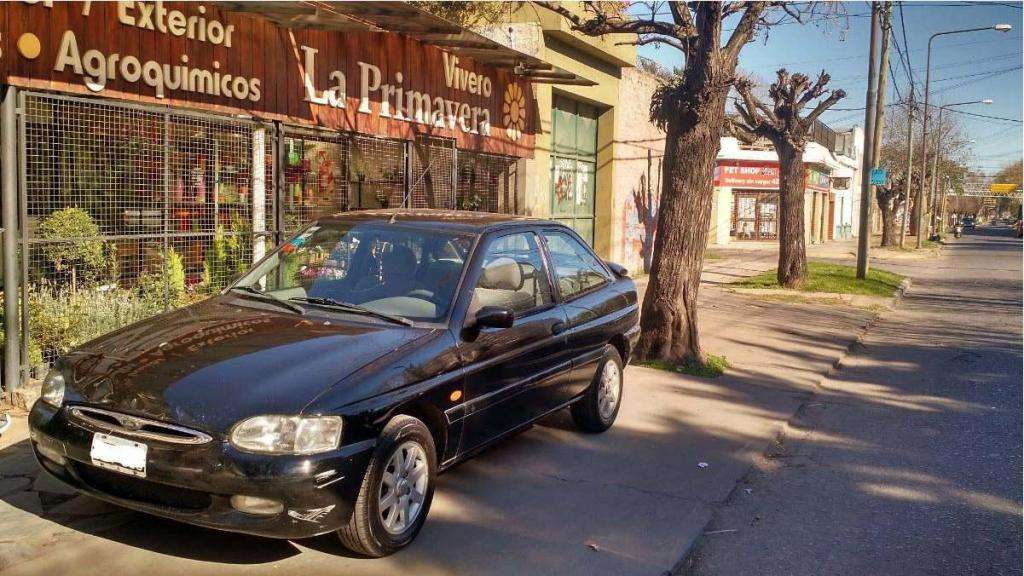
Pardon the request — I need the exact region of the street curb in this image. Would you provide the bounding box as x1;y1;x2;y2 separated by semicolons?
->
670;277;912;576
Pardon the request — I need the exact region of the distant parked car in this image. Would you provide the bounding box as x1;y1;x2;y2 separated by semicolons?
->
29;210;640;557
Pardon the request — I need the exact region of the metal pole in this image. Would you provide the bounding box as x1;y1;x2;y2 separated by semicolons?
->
857;2;881;279
17;91;29;383
916;35;935;247
163;113;171;310
1;86;19;395
928;106;945;239
916;26;1002;246
899;97;915;248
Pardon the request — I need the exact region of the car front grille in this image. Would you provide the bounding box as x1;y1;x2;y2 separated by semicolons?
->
75;463;213;511
69;406;213;445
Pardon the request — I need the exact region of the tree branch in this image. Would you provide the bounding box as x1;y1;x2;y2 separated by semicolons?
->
668;1;694;30
738;76;779;126
724;2;769;62
724;115;761;144
803;89;847;127
616;35;689;53
535;1;696;38
797;71;832;108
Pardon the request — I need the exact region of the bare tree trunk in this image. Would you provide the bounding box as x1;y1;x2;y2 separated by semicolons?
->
878;196;897;246
635;91;727;364
776;144;807;288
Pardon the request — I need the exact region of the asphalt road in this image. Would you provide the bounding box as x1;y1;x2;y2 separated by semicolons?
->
683;224;1024;576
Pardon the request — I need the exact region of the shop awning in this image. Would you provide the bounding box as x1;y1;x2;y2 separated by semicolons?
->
215;1;596;86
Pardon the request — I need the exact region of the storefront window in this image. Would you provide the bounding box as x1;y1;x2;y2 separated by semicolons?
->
731;191;779;241
551;95;599;245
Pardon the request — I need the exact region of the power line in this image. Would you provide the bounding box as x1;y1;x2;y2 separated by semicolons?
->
898;2;915;95
930;65;1023;84
742;34;1020;70
947;108;1024;123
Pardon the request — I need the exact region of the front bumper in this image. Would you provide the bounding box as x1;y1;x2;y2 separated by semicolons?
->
29;401;376;539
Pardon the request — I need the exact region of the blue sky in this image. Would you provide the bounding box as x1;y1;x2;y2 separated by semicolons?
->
636;1;1023;176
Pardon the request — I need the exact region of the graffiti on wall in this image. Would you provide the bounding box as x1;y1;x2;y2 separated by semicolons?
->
623;151;661;274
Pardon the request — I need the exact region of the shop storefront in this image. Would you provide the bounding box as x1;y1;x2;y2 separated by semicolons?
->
805;167;832;243
0;1;554;384
715;161;782;242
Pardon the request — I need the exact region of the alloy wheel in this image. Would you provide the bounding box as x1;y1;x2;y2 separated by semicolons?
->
597;360;621;421
378;441;429;535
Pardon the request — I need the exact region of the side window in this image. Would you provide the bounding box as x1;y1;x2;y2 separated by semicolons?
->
470;232;553;317
541;230;609;299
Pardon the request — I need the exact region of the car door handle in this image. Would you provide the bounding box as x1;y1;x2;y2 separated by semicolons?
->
551;321;567;335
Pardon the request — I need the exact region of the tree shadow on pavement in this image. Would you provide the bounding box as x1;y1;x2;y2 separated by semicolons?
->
4;233;1016;575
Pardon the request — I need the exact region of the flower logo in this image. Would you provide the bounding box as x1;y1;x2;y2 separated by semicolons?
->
503;83;526;142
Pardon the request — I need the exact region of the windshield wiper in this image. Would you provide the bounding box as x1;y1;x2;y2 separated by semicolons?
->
289;297;414;327
228;285;306;315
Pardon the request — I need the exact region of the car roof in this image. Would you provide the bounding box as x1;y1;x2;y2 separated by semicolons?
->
317;209;562;234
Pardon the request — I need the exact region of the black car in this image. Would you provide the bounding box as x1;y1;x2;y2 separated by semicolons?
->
962;216;976;230
29;210;639;557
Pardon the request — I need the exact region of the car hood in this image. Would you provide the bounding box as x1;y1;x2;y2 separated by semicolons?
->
61;295;431;434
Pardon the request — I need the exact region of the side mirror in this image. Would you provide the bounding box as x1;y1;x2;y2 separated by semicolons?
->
605;261;630;279
474;306;514;329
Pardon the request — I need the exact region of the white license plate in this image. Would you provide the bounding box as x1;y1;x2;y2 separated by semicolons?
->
90;433;148;478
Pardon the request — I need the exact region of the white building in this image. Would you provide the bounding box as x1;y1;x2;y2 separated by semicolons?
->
708;123;864;246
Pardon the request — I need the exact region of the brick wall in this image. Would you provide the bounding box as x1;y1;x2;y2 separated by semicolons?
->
612;68;666;275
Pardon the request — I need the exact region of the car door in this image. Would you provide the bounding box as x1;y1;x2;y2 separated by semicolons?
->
539;228;620;404
455;230;570;453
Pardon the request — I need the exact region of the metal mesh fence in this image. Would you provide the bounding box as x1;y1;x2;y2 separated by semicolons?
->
12;91;520;372
345;135;406;213
410;135;456;210
20;92;274;365
456;151;518;213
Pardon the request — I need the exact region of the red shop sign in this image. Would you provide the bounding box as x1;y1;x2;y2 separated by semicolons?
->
714;162;779;189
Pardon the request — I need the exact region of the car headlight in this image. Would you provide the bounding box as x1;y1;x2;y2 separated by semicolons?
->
229;415;343;455
40;370;65;408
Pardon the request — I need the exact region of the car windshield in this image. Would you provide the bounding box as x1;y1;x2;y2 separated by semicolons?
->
234;221;475;323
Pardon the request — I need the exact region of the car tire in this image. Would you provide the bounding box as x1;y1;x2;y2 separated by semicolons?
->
337;415;437;557
571;345;623;433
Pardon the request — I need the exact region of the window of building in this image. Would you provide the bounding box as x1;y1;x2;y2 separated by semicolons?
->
551;95;599;245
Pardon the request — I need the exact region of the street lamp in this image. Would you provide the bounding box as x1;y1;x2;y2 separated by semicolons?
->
929;101;991;239
915;23;1012;247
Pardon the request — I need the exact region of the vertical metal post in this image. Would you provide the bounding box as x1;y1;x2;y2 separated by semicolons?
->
916;37;936;248
857;3;880;279
899;97;916;248
403;141;412;208
928;107;945;238
451;143;458;210
274;122;285;243
2;86;20;394
17;91;29;382
163;113;171;310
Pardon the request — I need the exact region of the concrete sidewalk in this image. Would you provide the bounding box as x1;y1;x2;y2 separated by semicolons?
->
0;240;915;575
681;226;1021;576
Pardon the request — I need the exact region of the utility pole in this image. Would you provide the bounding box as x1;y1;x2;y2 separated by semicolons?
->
899;95;915;248
928;108;945;239
872;5;891;181
857;2;881;279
